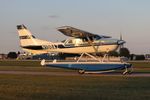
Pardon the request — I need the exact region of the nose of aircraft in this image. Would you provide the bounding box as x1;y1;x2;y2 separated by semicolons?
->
117;40;126;45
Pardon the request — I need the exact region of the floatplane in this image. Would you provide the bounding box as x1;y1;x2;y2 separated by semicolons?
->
17;25;132;74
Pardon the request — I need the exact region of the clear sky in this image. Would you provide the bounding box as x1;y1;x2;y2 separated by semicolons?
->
0;0;150;54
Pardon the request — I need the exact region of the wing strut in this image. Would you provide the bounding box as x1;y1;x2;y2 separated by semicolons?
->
77;53;101;62
86;36;99;55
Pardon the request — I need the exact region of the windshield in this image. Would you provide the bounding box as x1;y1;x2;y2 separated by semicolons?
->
100;39;118;44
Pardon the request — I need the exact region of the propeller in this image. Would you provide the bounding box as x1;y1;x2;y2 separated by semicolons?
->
117;33;125;52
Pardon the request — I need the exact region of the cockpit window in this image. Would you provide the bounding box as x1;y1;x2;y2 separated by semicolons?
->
68;40;73;43
82;35;101;41
64;38;84;47
100;39;117;44
93;35;101;40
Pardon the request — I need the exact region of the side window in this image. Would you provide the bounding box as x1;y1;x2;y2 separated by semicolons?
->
68;40;73;44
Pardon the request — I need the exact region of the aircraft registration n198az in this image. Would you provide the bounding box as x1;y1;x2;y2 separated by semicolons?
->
17;24;125;55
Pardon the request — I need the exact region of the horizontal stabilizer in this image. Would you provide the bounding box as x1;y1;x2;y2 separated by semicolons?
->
17;24;27;30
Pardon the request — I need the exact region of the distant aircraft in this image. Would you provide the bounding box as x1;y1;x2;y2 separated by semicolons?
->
17;25;125;55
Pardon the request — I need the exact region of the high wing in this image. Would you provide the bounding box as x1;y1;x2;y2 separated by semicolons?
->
57;26;111;38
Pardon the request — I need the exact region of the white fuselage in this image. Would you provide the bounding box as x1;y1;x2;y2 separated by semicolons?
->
22;43;118;54
51;45;118;53
20;36;119;54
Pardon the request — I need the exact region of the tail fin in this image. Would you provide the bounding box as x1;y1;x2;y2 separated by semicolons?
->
17;24;38;47
17;24;54;54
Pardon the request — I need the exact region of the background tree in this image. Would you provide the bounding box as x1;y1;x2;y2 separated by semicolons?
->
135;55;145;60
7;52;17;59
130;54;135;60
119;48;130;58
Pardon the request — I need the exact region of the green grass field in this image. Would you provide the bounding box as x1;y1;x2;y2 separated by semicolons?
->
1;60;150;72
0;75;150;100
0;60;74;72
0;60;150;100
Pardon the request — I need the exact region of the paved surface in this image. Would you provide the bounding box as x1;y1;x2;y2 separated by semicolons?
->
0;71;79;76
0;71;150;77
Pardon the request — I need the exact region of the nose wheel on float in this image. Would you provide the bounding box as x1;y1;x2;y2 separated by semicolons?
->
78;70;85;74
123;64;133;75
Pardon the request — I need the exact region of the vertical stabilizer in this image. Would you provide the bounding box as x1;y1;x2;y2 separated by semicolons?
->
17;24;54;54
17;24;38;46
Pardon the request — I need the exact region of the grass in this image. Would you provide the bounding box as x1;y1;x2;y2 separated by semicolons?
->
0;60;41;67
130;61;150;69
1;60;150;72
0;75;150;100
0;60;150;100
129;61;150;73
0;60;74;72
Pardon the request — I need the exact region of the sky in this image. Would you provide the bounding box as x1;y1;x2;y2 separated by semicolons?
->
0;0;150;54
